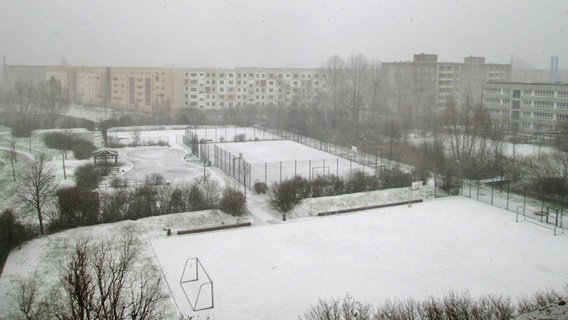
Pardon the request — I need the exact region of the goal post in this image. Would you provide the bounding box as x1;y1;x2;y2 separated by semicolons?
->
312;166;331;178
180;257;214;311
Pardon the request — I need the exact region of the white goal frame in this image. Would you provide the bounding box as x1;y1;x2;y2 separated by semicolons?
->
180;257;214;311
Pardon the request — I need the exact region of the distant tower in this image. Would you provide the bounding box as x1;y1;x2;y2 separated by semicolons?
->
550;56;559;83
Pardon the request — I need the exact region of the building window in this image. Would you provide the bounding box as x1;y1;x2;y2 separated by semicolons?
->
558;91;568;98
484;88;501;95
534;101;554;109
557;114;568;122
534;90;554;97
533;112;553;120
557;102;568;110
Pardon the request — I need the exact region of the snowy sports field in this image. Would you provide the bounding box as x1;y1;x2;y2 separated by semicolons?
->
211;140;373;186
151;197;568;320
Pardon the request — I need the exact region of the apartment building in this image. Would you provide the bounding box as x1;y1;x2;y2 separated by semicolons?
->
482;82;568;133
107;67;177;113
382;54;512;122
180;68;324;109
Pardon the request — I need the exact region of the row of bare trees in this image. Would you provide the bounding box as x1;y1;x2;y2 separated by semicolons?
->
2;77;68;137
301;289;567;320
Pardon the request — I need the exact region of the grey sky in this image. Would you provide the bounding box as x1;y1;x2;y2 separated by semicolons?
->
1;0;566;69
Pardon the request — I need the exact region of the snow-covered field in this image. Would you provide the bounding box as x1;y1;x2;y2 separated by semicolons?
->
107;126;281;146
151;197;568;320
212;140;373;185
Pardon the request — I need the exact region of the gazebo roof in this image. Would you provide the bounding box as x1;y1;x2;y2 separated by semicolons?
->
93;148;118;158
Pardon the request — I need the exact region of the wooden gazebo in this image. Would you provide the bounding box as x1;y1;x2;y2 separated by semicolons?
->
93;148;118;168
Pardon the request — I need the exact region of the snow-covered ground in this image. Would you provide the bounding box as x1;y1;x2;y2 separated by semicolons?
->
152;197;568;320
3;125;567;319
107;126;281;146
407;133;555;158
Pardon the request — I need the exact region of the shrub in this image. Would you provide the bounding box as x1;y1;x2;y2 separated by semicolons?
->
270;176;310;212
188;184;206;211
111;177;128;188
126;186;158;219
347;170;371;193
0;209;35;273
72;140;96;159
253;181;268;194
43;132;96;160
75;163;100;190
380;168;413;189
55;187;100;229
100;190;129;223
234;133;246;142
145;173;165;186
219;188;246;216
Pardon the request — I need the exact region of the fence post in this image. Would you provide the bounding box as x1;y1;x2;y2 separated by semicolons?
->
280;161;282;183
295;160;297;176
349;157;352;180
506;182;510;211
337;157;339;177
309;160;312;181
491;180;494;205
477;182;480;200
265;162;267;186
523;187;527;215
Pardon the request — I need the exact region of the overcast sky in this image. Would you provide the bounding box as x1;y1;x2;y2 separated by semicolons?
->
1;0;566;69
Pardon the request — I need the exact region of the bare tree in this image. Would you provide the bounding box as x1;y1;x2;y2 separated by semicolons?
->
442;100;491;178
13;275;44;320
525;151;568;196
58;235;164;320
38;76;68;128
195;174;221;209
345;54;370;143
131;128;142;146
12;235;165;320
18;154;58;235
320;55;347;113
6;80;40;137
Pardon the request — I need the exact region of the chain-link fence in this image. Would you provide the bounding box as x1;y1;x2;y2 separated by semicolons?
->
184;126;282;143
461;179;566;234
258;126;411;172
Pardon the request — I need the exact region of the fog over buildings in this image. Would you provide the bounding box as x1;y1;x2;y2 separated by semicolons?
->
0;0;566;69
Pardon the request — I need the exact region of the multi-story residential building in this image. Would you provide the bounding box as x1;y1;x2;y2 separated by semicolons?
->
382;54;512;123
107;67;177;113
482;82;568;133
180;68;324;109
73;67;107;106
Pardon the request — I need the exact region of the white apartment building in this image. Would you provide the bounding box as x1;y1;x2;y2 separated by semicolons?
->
382;54;512;123
180;68;325;109
482;82;568;133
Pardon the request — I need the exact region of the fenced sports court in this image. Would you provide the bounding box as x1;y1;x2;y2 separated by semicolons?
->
185;126;382;188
